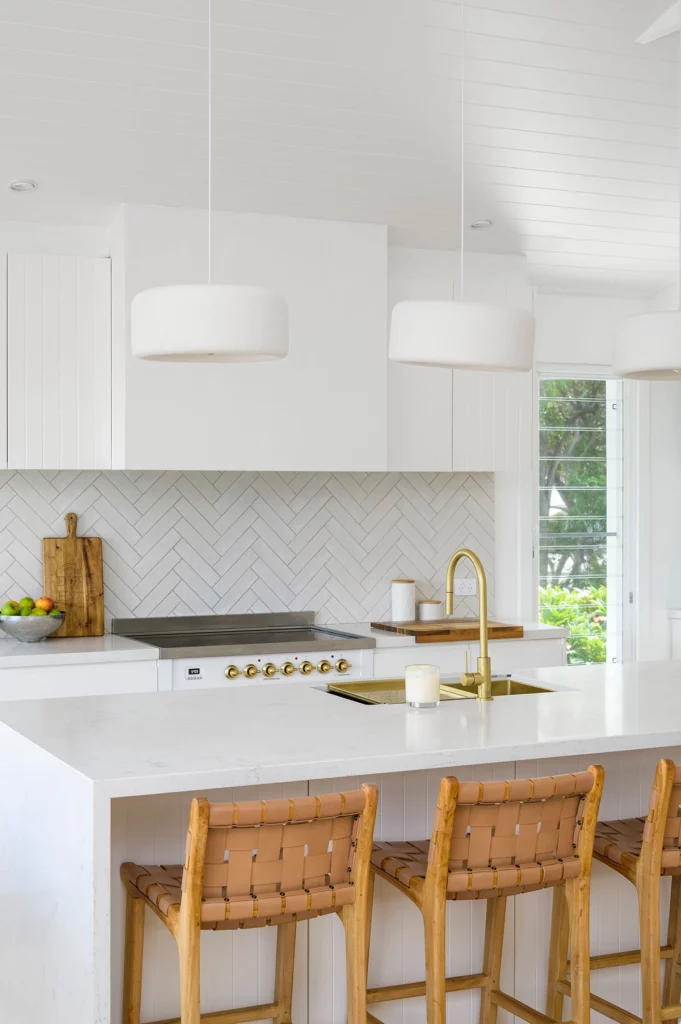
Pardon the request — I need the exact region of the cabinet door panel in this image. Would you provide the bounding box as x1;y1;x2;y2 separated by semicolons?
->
8;254;111;469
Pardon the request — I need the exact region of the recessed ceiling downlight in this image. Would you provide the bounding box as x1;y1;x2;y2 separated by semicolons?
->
470;219;493;229
9;179;37;192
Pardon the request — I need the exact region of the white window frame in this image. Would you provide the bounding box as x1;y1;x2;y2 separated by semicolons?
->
533;363;634;664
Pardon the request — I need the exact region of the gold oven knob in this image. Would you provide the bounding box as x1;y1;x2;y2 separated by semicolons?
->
280;662;297;676
243;664;259;679
336;659;351;674
262;663;277;678
299;661;314;675
224;665;240;679
317;660;332;674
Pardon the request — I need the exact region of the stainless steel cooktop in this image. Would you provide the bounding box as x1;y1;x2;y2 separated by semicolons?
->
112;612;375;660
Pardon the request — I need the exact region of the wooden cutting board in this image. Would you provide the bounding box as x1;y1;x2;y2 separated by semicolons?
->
370;618;524;643
42;513;104;638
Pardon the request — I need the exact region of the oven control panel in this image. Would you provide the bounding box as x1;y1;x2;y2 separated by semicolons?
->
163;648;373;691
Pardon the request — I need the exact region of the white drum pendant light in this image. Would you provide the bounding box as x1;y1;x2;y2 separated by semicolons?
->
131;0;288;362
388;0;534;372
613;27;681;380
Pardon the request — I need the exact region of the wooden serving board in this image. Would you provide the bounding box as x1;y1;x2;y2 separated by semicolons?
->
42;513;104;638
370;618;524;643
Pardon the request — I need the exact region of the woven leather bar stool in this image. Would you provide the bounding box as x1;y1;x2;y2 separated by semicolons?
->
120;783;377;1024
368;766;604;1024
551;758;681;1024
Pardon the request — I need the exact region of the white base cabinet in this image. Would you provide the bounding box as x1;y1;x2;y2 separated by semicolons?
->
0;660;157;701
373;637;565;679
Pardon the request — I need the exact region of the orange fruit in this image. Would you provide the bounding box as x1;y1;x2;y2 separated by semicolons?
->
35;597;53;612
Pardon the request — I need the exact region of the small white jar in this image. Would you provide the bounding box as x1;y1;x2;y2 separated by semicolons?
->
391;579;415;622
405;664;441;708
418;600;442;621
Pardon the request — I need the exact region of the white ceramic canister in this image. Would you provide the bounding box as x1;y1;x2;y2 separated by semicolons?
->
391;579;415;621
418;600;442;621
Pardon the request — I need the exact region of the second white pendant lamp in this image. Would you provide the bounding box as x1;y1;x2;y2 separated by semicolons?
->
131;0;288;363
388;0;535;372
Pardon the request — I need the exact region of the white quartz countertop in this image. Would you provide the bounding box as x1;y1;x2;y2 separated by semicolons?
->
0;634;158;669
1;661;680;798
334;621;568;646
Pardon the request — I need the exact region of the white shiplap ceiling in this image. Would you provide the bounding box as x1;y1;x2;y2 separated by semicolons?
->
0;0;678;295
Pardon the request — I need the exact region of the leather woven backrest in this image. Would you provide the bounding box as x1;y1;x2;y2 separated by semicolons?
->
189;790;367;901
443;772;595;871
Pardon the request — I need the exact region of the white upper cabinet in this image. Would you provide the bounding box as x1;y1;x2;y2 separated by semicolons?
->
7;254;112;469
388;249;534;473
112;206;388;472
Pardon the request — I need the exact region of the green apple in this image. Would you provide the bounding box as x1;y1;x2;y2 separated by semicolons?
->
20;607;33;617
0;601;19;616
18;597;34;611
48;609;63;617
31;608;48;617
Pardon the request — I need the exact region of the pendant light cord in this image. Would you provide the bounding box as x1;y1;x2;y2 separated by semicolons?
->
207;0;213;285
459;0;465;300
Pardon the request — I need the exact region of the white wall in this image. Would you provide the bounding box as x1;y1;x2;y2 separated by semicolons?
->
535;292;647;367
0;220;109;257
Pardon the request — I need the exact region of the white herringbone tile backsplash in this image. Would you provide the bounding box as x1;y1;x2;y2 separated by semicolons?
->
0;471;494;627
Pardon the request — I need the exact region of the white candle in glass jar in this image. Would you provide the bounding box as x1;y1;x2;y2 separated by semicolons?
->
405;664;441;707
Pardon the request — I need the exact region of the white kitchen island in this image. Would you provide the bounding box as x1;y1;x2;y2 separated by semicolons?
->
1;662;680;1024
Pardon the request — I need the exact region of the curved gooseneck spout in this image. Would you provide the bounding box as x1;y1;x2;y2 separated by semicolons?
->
445;548;492;701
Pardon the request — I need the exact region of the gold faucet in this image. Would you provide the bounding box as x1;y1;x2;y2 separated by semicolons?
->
445;548;492;701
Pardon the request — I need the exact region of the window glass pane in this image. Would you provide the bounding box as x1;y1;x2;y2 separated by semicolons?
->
538;377;623;666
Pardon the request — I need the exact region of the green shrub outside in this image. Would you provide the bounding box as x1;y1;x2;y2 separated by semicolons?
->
539;584;607;665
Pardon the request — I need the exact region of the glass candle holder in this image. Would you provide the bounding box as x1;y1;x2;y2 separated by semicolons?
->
405;664;441;708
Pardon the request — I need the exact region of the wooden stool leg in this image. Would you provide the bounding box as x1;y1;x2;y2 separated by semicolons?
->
546;885;570;1022
639;873;662;1024
566;874;591;1024
343;900;369;1024
366;868;376;964
274;922;297;1024
479;896;507;1024
178;923;201;1024
122;893;145;1024
664;876;681;1012
423;894;447;1024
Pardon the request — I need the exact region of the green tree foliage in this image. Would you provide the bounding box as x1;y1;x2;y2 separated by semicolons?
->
538;379;609;663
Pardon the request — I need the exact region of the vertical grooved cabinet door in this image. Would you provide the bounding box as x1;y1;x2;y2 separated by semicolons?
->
7;254;112;469
0;255;6;469
452;369;533;472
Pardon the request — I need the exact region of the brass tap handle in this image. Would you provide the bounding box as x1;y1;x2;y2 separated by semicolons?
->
243;664;259;679
262;663;277;678
299;661;314;675
280;662;297;676
224;665;240;679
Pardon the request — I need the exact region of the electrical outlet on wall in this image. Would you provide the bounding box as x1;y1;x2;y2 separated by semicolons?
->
454;578;477;596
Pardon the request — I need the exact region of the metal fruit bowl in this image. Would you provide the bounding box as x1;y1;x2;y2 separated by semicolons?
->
0;613;65;643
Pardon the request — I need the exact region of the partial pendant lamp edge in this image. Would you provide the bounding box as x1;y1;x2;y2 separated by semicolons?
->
388;299;535;372
613;308;681;381
130;282;289;363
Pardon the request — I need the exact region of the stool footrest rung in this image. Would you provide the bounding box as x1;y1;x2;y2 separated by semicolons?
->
491;990;557;1024
661;1005;681;1020
557;979;642;1024
368;971;486;1004
150;1004;279;1024
570;945;673;972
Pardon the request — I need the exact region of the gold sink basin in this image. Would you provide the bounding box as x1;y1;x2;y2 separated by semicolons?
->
442;678;553;699
328;677;552;705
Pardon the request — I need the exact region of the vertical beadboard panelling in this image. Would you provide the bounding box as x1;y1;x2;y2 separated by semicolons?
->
0;254;6;469
7;254;112;469
452;371;532;472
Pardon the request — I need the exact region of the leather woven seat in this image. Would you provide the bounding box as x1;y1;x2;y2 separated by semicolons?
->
122;791;365;930
372;774;589;902
594;816;681;874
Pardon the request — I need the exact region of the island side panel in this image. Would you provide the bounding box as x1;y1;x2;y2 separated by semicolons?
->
514;747;681;1024
110;781;309;1024
0;723;99;1024
310;763;516;1024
